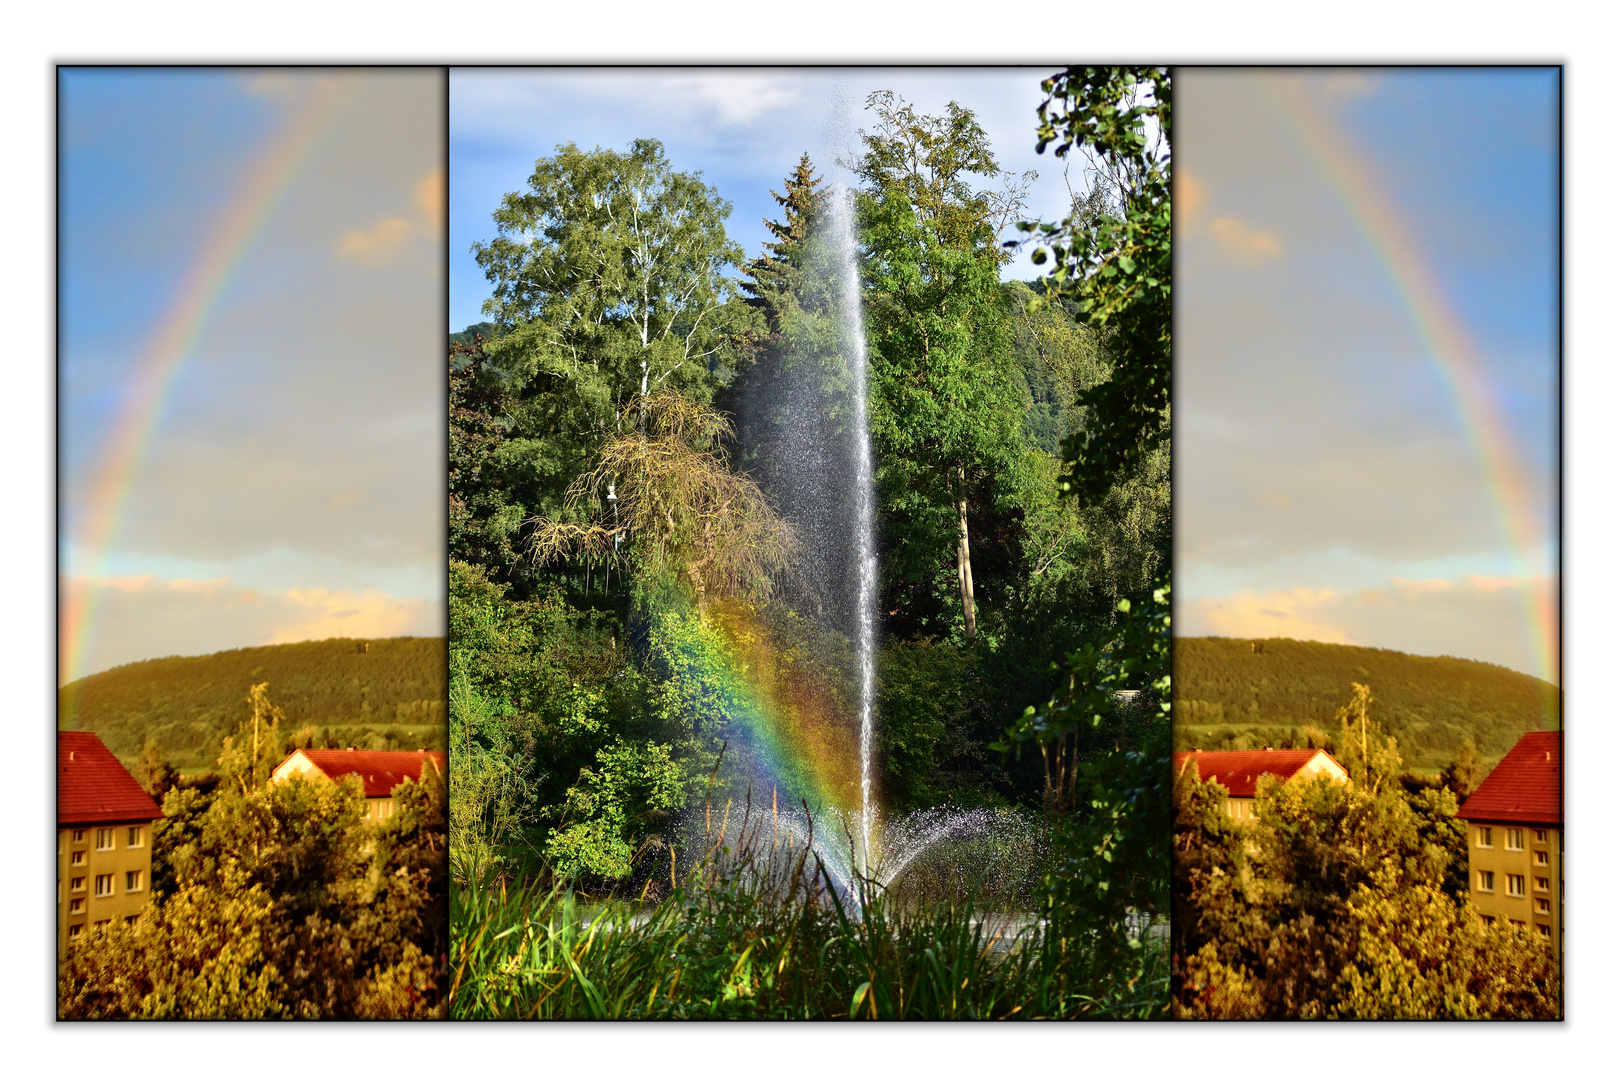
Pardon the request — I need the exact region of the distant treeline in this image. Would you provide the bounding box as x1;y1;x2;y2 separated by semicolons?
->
59;637;447;769
1172;637;1559;769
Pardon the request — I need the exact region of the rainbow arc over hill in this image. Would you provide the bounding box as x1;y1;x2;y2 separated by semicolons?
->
1269;78;1560;706
60;80;349;708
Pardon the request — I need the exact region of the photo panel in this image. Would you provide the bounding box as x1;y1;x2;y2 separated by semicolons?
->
56;67;449;1018
1171;66;1561;1019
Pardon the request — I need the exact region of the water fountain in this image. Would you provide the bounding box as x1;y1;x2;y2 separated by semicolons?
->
696;180;1038;908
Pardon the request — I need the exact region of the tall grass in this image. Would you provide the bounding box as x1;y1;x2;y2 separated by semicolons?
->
448;810;1167;1019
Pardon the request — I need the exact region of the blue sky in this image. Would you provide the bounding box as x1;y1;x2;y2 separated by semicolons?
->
60;69;445;681
450;67;1083;333
1176;68;1559;680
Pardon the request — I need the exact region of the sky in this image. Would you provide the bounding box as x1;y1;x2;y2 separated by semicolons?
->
1175;68;1559;683
449;67;1084;333
59;69;446;684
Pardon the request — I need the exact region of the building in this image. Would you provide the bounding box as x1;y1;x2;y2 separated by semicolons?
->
58;731;165;962
1457;730;1562;966
1173;748;1350;822
270;748;446;822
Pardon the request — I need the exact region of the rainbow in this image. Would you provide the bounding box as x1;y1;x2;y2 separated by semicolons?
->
1267;77;1560;705
650;597;865;834
60;78;349;702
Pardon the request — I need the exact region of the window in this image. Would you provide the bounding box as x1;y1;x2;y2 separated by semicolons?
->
126;826;143;848
68;924;83;940
125;870;143;893
68;898;84;915
1535;897;1551;914
1511;919;1526;929
95;828;114;851
1535;877;1550;892
1506;874;1526;897
70;850;86;867
1534;850;1549;866
1481;915;1495;926
70;876;85;893
1506;828;1524;850
1477;827;1493;848
72;828;86;844
1477;870;1495;891
94;873;114;897
1536;924;1551;939
124;915;138;927
94;919;109;929
1535;829;1548;843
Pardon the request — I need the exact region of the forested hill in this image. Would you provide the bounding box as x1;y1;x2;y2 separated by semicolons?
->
59;637;447;770
1173;636;1559;769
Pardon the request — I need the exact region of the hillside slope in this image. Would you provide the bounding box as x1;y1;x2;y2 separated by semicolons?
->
1173;636;1559;769
59;637;446;770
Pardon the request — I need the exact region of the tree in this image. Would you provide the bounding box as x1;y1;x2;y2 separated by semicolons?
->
1014;67;1171;507
740;152;824;336
135;735;179;801
473;139;746;438
856;92;1031;639
62;685;449;1018
1170;682;1559;1018
527;388;799;616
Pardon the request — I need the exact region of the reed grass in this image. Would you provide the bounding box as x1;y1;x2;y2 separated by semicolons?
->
449;808;1166;1019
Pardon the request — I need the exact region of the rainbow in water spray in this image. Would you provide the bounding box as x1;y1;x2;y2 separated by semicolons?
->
60;77;350;700
656;597;865;830
1268;77;1560;703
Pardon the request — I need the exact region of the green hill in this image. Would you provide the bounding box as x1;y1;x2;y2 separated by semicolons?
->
1173;636;1560;770
59;637;447;771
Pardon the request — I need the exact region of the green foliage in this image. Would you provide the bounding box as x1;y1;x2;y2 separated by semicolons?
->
449;825;1166;1020
60;689;448;1019
856;92;1033;640
473;138;746;435
1173;636;1561;768
58;637;447;770
1016;67;1171;507
1170;684;1559;1019
543;739;686;878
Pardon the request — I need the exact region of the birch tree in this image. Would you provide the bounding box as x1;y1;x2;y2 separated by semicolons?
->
472;139;746;441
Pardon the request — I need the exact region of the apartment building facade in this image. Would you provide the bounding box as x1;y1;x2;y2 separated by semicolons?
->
57;731;164;962
1457;730;1562;968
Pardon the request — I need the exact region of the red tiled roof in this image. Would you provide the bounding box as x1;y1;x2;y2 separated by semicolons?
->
1457;730;1562;826
1172;748;1344;798
281;749;446;798
58;731;164;826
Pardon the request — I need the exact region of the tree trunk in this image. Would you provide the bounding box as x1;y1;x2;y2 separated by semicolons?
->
956;465;977;639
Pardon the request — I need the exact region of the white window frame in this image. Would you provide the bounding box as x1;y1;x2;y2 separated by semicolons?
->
125;870;143;893
94;828;114;851
1477;827;1493;848
126;826;143;848
94;873;114;897
1506;874;1526;898
1505;828;1524;851
1477;869;1495;892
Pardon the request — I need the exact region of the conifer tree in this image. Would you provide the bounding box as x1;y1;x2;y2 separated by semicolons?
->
740;153;823;335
